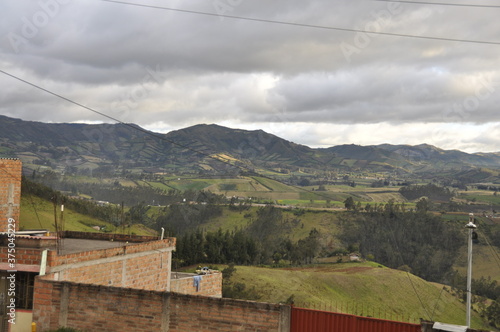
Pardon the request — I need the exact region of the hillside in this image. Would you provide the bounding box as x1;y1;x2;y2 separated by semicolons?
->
20;194;157;236
1;115;500;183
214;263;491;330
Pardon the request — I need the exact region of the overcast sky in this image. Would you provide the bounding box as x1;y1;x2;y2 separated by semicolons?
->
1;0;500;153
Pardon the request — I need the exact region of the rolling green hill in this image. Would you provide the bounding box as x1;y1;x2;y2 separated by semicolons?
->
211;263;493;330
2;115;500;183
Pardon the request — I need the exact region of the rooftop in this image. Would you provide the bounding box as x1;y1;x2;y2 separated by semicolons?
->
58;238;134;255
0;230;165;255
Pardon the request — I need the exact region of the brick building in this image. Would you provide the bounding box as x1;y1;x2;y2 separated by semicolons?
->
0;159;222;331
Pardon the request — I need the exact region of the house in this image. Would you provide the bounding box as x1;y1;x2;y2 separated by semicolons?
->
0;159;221;331
349;253;361;262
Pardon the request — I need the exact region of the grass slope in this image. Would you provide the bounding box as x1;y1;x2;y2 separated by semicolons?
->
20;195;156;236
230;263;490;330
455;244;500;282
200;207;341;244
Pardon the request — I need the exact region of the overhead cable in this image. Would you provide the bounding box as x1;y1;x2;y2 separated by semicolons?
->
100;0;500;46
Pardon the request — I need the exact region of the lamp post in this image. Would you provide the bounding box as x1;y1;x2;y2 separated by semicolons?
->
465;213;476;328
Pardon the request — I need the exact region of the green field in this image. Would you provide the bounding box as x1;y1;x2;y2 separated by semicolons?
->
251;176;300;192
460;192;500;205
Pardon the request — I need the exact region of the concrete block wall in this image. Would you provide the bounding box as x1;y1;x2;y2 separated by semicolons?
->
170;272;223;298
0;158;22;232
33;279;290;332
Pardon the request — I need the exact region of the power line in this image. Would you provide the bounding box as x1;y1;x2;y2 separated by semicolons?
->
0;165;44;229
0;70;481;320
477;230;500;272
25;184;45;230
371;0;500;8
0;69;335;202
0;69;232;166
100;0;500;46
383;216;433;320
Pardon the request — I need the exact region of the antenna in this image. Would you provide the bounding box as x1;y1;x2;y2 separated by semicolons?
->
465;213;477;327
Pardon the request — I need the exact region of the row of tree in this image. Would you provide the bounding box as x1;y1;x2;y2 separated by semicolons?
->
174;227;320;267
173;206;320;266
399;183;455;201
340;201;463;283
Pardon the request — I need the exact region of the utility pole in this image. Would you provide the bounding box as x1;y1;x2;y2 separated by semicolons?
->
465;213;476;328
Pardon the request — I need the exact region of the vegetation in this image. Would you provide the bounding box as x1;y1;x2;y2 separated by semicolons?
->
210;263;489;329
173;206;320;266
8;117;500;328
399;183;455;201
341;200;462;283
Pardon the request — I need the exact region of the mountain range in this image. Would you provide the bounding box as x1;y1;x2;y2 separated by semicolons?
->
1;115;499;183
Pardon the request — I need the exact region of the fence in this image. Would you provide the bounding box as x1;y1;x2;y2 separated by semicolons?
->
291;306;421;332
294;300;421;324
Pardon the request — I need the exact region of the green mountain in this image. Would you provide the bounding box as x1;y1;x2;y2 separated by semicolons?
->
1;115;499;181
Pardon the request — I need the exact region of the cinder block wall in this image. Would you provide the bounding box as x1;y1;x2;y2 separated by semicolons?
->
170;272;223;298
0;158;22;232
33;279;289;332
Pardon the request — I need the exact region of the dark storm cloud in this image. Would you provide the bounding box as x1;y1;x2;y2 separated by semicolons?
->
1;0;499;152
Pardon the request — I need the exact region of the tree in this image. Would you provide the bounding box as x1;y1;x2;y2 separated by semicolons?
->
486;301;500;328
127;201;150;224
344;196;355;210
416;198;429;214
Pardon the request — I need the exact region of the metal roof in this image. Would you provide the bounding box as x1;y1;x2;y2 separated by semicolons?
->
433;322;468;332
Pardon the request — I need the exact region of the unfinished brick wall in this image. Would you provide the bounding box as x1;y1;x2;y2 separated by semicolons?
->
0;158;22;232
45;239;175;291
170;272;223;298
33;279;290;332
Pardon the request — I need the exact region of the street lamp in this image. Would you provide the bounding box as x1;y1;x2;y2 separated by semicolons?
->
465;213;476;328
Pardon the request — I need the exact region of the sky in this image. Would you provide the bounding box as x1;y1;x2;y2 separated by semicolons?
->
1;0;500;153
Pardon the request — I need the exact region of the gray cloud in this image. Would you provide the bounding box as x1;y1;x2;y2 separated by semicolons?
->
1;0;500;152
